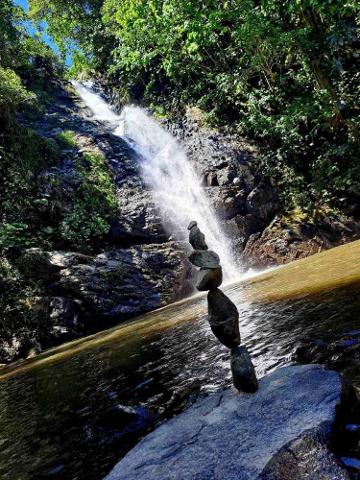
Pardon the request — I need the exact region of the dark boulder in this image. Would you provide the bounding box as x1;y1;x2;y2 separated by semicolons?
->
216;166;237;186
245;181;280;221
196;267;222;291
188;221;208;250
206;186;246;219
224;214;263;252
207;288;240;348
231;345;258;393
56;244;192;322
18;248;60;283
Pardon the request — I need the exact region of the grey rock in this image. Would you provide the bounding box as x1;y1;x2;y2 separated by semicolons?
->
224;214;263;252
188;250;220;268
246;181;280;220
48;297;81;330
231;345;258;393
188;221;208;250
216;166;236;186
57;244;192;321
205;171;218;186
105;365;349;480
19;248;60;282
196;267;222;291
206;186;246;219
207;288;240;348
237;163;255;192
49;251;93;268
261;427;350;479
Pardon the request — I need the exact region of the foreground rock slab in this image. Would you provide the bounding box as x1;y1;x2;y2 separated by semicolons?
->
105;365;350;480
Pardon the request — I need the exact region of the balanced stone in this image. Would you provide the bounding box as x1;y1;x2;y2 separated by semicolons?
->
187;221;208;251
196;267;222;291
189;250;220;268
230;345;258;393
207;288;240;348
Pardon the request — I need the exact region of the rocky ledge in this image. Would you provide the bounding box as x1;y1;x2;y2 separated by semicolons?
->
164;108;360;268
105;365;357;480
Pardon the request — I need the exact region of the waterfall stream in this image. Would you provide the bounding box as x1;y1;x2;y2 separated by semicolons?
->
72;81;239;279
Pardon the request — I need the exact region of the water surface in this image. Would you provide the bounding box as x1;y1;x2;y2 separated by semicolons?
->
0;241;359;480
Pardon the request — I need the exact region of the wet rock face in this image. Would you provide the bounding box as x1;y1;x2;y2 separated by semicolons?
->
15;244;192;355
242;214;360;270
54;244;192;322
105;365;350;480
260;426;350;480
206;186;247;219
4;82;195;363
245;181;280;222
162;109;282;263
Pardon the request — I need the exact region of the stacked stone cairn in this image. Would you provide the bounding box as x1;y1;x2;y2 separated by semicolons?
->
187;221;258;393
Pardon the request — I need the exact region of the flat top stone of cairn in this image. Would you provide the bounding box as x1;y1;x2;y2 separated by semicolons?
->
189;250;220;268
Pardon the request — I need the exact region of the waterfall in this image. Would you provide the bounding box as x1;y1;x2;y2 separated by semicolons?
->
72;81;240;280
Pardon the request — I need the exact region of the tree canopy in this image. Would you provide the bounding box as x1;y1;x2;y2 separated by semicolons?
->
21;0;360;210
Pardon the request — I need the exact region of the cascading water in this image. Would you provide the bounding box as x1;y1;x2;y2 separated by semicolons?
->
73;81;239;279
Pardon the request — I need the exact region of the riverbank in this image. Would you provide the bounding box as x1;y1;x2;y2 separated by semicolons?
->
105;365;358;480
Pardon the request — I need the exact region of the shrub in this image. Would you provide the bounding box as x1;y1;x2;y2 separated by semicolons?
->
60;151;118;249
0;67;35;126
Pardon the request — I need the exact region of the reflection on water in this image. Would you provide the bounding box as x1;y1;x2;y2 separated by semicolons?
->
0;241;359;480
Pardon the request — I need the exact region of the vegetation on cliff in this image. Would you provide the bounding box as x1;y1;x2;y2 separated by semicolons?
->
0;1;120;359
28;0;360;213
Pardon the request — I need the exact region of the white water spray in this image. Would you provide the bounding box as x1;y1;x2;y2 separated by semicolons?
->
73;81;240;279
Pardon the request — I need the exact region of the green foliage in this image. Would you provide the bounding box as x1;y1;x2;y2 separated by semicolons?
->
0;223;32;251
0;0;61;124
0;67;35;126
56;129;77;148
29;0;113;72
0;127;60;254
2;0;359;230
60;151;118;249
97;0;360;211
0;1;65;255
